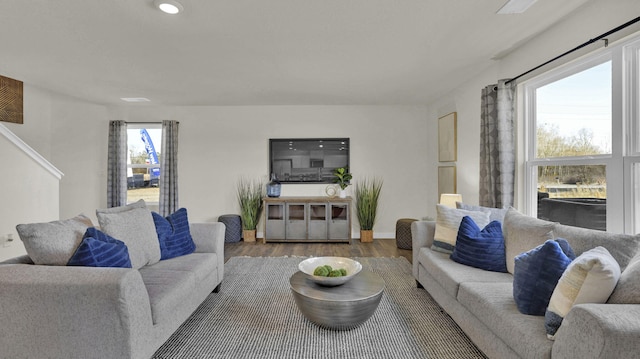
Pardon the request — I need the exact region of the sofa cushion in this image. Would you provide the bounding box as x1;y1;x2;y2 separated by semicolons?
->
419;247;513;299
451;217;507;273
504;208;555;274
513;239;575;316
608;252;640;304
145;252;218;283
456;202;508;222
96;199;161;269
152;208;196;260
138;266;197;325
553;222;640;271
16;214;94;265
432;204;490;254
457;282;553;359
545;246;620;339
67;227;132;268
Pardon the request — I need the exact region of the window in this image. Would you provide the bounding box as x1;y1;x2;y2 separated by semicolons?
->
126;124;162;204
523;33;640;234
535;61;612;158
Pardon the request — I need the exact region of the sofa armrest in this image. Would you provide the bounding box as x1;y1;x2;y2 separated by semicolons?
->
412;220;436;279
191;222;225;279
191;222;225;253
0;264;153;359
552;303;640;359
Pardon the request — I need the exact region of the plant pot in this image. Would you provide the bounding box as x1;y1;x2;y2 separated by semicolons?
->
339;189;347;198
243;229;256;242
360;229;373;243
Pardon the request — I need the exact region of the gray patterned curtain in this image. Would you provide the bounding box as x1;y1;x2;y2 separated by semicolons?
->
107;120;127;208
479;79;516;209
159;120;179;216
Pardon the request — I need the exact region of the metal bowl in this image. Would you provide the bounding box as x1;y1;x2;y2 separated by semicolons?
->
298;257;362;287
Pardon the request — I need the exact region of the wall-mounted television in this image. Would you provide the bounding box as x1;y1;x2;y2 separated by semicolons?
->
269;138;350;184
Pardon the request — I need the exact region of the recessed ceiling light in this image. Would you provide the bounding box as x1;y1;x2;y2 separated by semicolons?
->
154;0;184;15
496;0;538;14
121;97;151;102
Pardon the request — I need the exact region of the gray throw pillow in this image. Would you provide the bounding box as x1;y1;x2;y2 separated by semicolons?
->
16;214;94;265
608;253;640;304
503;208;555;274
456;202;508;223
553;223;640;271
96;200;161;269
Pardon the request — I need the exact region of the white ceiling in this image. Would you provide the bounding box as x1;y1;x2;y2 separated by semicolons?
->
0;0;591;106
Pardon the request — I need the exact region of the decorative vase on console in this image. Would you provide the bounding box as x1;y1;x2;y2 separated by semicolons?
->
267;173;281;198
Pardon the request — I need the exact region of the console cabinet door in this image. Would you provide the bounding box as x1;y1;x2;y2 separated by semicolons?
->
328;203;349;240
308;203;328;240
265;203;285;240
286;203;307;240
264;198;350;242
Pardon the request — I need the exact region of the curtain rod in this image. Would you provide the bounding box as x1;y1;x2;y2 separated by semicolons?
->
505;16;640;85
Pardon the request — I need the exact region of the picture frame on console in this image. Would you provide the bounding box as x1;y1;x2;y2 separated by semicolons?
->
269;138;350;184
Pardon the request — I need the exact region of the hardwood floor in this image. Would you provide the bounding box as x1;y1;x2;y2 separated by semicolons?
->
224;238;412;264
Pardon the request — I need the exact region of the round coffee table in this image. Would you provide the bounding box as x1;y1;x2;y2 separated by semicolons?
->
289;270;385;330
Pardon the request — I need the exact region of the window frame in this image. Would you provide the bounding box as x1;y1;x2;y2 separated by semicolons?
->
126;123;162;205
522;33;640;234
623;38;640;233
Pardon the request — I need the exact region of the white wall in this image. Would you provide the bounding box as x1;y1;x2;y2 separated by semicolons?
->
5;86;54;158
426;0;640;212
1;86;58;260
0;86;108;260
426;66;499;218
0;128;59;261
4;89;430;241
50;96;109;222
112;105;430;237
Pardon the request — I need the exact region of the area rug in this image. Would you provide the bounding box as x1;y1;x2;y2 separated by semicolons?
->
152;256;487;359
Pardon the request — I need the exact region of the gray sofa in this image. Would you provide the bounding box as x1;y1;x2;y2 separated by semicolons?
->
0;222;225;359
412;208;640;359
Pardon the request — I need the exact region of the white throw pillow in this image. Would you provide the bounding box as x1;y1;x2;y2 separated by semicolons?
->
545;246;621;339
96;199;161;269
432;204;490;254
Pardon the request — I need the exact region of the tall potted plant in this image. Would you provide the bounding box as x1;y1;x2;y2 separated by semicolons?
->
333;167;353;198
237;177;264;242
355;177;383;243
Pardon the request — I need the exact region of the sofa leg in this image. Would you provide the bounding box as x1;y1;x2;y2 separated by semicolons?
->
213;283;221;293
416;280;424;289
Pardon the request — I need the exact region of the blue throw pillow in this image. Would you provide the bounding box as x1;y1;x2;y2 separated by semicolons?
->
450;216;507;273
67;227;132;268
152;208;196;260
513;239;576;316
